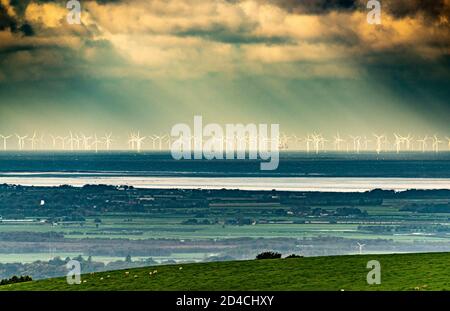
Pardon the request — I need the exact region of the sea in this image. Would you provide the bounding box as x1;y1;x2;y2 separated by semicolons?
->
0;151;449;192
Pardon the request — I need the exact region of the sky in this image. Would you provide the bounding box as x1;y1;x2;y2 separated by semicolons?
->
0;0;449;138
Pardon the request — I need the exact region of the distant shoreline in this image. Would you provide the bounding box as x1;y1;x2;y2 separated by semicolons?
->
1;176;450;192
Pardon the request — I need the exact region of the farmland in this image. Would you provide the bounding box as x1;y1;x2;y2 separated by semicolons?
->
1;184;450;280
3;252;450;291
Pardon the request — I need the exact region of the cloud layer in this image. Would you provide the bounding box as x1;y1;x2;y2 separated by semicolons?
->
0;0;448;134
0;0;448;80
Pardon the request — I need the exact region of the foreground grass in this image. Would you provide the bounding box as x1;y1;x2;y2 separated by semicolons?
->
2;252;450;291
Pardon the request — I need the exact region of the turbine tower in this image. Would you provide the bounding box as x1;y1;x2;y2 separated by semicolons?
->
16;134;28;150
0;134;12;150
417;136;428;153
102;133;113;151
357;242;366;255
305;135;313;153
165;134;172;150
362;136;371;151
148;135;158;150
39;134;45;150
73;134;81;150
333;133;345;151
134;132;146;153
91;134;101;153
68;132;75;151
393;134;403;154
56;136;68;150
373;134;385;154
404;134;414;151
28;132;38;150
50;135;57;149
349;135;361;153
293;134;302;151
128;133;137;150
311;133;322;154
154;134;167;151
81;134;92;151
432;135;442;153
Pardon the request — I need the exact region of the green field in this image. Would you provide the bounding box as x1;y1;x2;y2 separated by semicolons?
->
3;252;450;291
3;215;449;242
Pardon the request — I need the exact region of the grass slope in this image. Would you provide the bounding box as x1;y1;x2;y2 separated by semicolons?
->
2;252;450;291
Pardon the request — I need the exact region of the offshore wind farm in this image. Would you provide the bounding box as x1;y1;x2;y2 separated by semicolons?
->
0;131;449;153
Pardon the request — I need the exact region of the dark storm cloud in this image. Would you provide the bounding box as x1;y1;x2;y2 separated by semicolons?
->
0;4;14;29
363;52;450;126
0;1;34;36
268;0;449;23
266;0;358;14
382;0;450;21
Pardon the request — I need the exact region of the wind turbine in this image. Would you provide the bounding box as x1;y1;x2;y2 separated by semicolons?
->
72;134;81;150
56;136;68;150
361;136;370;151
381;135;389;152
311;133;322;154
305;135;313;153
432;135;442;153
357;242;366;255
28;132;38;150
16;134;28;150
102;133;113;151
50;135;57;149
39;134;45;150
292;134;302;151
148;135;158;150
393;134;403;154
68;132;75;151
349;135;361;153
373;134;385;154
81;134;92;151
319;135;328;152
404;134;414;151
154;134;167;151
135;132;146;153
91;134;101;153
128;133;137;150
0;134;12;150
165;133;172;148
446;137;450;151
333;133;345;151
417;136;429;153
279;133;291;150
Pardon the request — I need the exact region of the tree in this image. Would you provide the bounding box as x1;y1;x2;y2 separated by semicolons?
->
256;251;282;260
285;254;303;259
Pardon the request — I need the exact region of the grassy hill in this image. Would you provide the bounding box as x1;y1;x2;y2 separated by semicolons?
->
2;252;450;291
